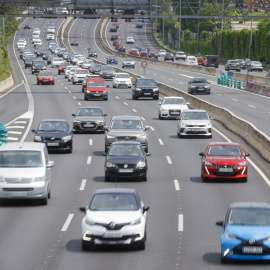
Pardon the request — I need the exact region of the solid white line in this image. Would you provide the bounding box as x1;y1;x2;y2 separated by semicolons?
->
132;109;137;112
87;156;92;164
89;139;93;145
6;126;24;129
79;179;87;191
123;102;128;106
216;94;221;96
8;131;22;134
8;137;18;141
248;105;256;108
61;214;74;232
158;139;164;145
231;99;238;101
166;156;172;164
14;121;27;124
178;214;183;231
174;180;180;191
178;82;183;84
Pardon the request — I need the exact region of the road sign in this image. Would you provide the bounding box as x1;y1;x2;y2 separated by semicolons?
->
141;61;148;68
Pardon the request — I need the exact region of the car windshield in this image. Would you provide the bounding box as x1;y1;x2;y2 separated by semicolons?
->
0;151;43;167
76;70;89;74
39;72;53;76
182;111;208;120
191;78;208;84
137;79;156;87
87;81;105;87
77;108;102;116
207;145;242;156
89;193;139;211
110;120;142;130
124;58;133;61
38;121;68;132
108;144;144;156
228;208;270;226
163;98;185;105
116;74;130;79
102;66;114;71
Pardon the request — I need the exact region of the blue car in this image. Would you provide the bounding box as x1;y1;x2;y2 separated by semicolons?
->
106;55;118;64
216;202;270;263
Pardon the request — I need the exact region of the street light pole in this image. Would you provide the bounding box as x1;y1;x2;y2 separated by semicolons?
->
197;20;200;55
249;7;253;59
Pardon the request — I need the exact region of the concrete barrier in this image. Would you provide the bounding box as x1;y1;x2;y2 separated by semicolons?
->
0;75;14;94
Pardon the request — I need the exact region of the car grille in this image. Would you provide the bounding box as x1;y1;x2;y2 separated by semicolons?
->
5;178;33;183
169;109;181;116
44;137;62;141
232;240;270;255
116;136;137;141
95;222;129;230
117;164;136;169
92;234;140;241
80;121;98;130
186;125;206;127
186;130;207;134
214;164;237;176
3;188;34;191
141;89;153;93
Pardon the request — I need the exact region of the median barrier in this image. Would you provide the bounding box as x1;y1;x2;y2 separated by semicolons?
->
0;75;14;94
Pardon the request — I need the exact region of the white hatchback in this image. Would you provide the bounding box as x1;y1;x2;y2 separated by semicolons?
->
113;73;132;88
51;57;64;68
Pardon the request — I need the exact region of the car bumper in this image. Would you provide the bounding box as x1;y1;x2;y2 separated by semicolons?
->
73;122;105;133
113;82;132;88
106;140;148;151
85;92;108;100
202;166;247;180
134;90;159;98
178;127;212;136
160;110;181;119
105;167;147;179
189;87;211;94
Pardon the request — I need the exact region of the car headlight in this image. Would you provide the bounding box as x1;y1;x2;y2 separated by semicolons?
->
96;120;104;124
238;161;246;166
136;161;146;168
206;122;212;127
180;123;187;127
85;218;96;226
191;86;196;89
34;135;42;142
130;218;142;225
100;72;104;75
225;230;238;240
205;161;213;166
62;135;72;142
106;161;116;167
74;120;81;124
107;135;115;139
0;176;5;182
204;86;210;88
153;88;158;91
114;80;120;83
136;88;142;91
161;108;168;112
138;134;147;140
34;176;46;182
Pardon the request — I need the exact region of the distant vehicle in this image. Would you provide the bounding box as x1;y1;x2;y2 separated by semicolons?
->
110;26;117;32
47;26;55;34
132;78;159;100
79;188;149;250
51;57;64;68
158;96;189;120
46;33;55;40
70;39;79;46
177;109;212;138
196;56;204;65
112;22;119;28
89;63;102;74
148;51;158;59
126;36;135;44
84;77;108;100
88;48;98;57
32;119;73;153
72;106;107;133
136;21;143;28
199;142;249;182
73;69;90;84
99;65;116;79
81;59;94;69
106;55;118;64
110;34;118;41
185;56;198;66
122;57;135;68
248;61;263;72
117;45;126;52
113;73;132;88
235;59;246;69
23;23;31;29
225;60;241;72
140;50;148;57
58;62;70;75
36;71;55;85
128;48;139;56
31;60;46;74
175;51;186;60
203;55;219;68
158;49;166;57
188;78;211;95
164;52;174;61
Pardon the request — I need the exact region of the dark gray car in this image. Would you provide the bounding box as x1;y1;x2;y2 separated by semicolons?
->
188;78;211;95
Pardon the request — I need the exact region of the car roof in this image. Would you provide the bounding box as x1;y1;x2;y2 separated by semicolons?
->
0;142;45;151
207;142;240;147
41;119;68;123
230;202;270;209
111;115;141;120
86;77;105;81
164;96;184;99
182;109;207;113
77;106;102;110
94;188;137;195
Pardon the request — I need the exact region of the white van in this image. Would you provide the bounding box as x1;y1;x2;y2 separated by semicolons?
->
0;142;54;205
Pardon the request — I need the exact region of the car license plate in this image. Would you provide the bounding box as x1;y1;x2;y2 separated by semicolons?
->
144;93;151;95
219;168;233;172
243;246;263;254
170;112;179;115
84;124;94;127
43;80;49;82
10;192;27;197
198;88;204;90
47;142;59;146
94;93;101;96
103;232;122;238
119;168;133;173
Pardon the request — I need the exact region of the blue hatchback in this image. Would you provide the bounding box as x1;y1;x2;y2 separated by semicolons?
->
216;202;270;263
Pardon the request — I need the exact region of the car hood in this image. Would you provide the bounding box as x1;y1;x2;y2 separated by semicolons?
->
181;120;211;125
107;130;146;136
136;85;157;89
74;116;104;122
86;210;142;223
114;78;130;82
86;87;107;92
191;83;210;87
161;104;188;110
36;131;70;137
106;155;145;164
38;76;53;79
226;225;270;240
206;156;245;165
0;167;45;177
123;61;134;64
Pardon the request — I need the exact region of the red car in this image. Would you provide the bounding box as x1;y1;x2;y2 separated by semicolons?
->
58;62;69;75
112;23;119;29
125;18;131;22
37;71;55;85
128;48;139;56
113;40;121;46
84;78;108;101
199;142;250;182
140;50;148;57
196;57;204;66
115;42;122;50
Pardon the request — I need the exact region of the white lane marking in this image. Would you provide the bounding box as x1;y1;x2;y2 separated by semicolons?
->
68;91;71;94
178;81;183;84
231;99;238;101
78;102;81;105
141;117;145;121
61;214;74;232
65;87;67;89
179;73;193;78
79;179;87;191
8;131;22;134
248;105;256;108
132;109;137;112
115;96;119;99
73;96;77;100
123;102;128;106
87;156;92;164
169;79;173;81
150;126;154;131
178;214;184;231
14;121;27;124
8;137;19;141
158;139;164;145
216;94;221;96
6;126;24;129
89;139;93;145
166;156;172;164
174;180;180;191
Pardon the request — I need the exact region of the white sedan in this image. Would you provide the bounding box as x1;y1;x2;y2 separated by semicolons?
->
113;73;132;88
126;36;135;44
159;96;189;119
51;57;64;68
79;188;149;250
46;33;55;40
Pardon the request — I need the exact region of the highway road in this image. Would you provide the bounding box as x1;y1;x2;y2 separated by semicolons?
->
0;17;270;270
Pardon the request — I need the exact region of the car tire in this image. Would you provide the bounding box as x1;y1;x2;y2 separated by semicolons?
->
84;95;88;100
137;233;146;250
159;114;163;120
221;254;228;264
142;175;147;182
133;66;135;68
154;96;159;100
113;85;116;88
73;81;75;85
40;193;49;205
208;134;212;138
242;177;248;183
82;240;90;251
37;82;39;85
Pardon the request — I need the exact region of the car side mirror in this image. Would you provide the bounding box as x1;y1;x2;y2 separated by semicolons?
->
72;113;76;116
199;152;205;157
31;129;36;132
186;102;190;105
79;206;87;213
102;152;107;156
104;126;108;130
142;206;150;213
245;153;250;157
47;160;54;168
208;81;211;84
159;102;161;105
146;153;151;156
216;221;223;226
144;125;150;130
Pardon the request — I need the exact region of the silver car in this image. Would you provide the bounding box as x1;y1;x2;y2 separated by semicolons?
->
0;142;54;205
105;115;149;152
72;106;107;133
79;188;149;250
159;96;189;119
177;109;212;138
122;57;135;68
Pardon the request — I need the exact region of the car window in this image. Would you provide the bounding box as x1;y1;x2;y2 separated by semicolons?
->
110;120;142;130
137;79;156;86
163;98;185;105
191;78;207;84
77;108;102;116
182;111;208;120
87;81;105;87
39;121;68;132
0;150;43;167
207;145;241;156
108;144;143;156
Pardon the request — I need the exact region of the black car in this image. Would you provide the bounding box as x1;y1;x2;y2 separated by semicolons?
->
203;55;219;68
103;141;150;182
148;51;158;59
110;26;117;32
110;34;118;41
106;55;118;64
32;119;73;153
164;52;174;61
25;56;36;68
188;77;211;95
88;49;98;58
136;21;143;28
99;65;116;79
23;23;31;29
72;106;107;133
89;64;102;74
31;60;46;74
132;78;159;100
111;17;118;22
70;39;79;46
118;45;126;53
